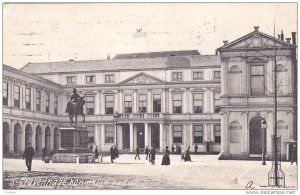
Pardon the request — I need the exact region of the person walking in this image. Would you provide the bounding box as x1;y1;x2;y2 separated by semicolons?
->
184;146;192;162
194;144;198;154
135;147;140;160
110;145;115;163
171;145;175;154
145;146;149;160
114;145;119;159
90;144;93;153
150;147;156;165
95;146;99;162
41;145;47;161
181;150;185;162
161;146;171;165
291;144;297;165
23;143;35;171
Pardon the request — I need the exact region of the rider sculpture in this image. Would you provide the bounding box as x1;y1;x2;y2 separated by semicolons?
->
65;88;86;126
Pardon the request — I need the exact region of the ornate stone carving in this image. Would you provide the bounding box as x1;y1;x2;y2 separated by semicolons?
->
121;73;164;85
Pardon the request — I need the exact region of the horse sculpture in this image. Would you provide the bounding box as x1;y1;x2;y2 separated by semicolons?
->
65;96;86;127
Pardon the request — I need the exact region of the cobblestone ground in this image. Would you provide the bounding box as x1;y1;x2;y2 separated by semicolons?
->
3;154;298;190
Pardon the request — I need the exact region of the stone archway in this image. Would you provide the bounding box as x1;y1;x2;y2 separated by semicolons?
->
249;116;264;154
25;124;33;147
35;125;43;153
13;123;22;153
3;122;10;154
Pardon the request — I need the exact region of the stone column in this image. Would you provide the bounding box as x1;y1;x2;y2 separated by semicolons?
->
101;124;105;150
41;90;45;113
50;126;54;150
147;90;152;113
129;123;134;152
221;59;228;95
100;91;105;115
211;91;215;113
266;112;274;158
114;91;119;113
165;89;169;113
10;120;14;153
185;89;190;113
119;90;123;113
159;123;164;152
169;124;172;147
169;90;173;113
189;124;193;147
133;90;137;113
118;125;123;149
95;92;101;115
219;112;229;159
21;121;25;152
161;90;166;113
32;122;36;151
94;124;100;146
241;112;249;158
144;123;149;147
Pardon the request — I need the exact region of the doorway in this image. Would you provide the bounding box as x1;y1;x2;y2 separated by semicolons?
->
136;124;145;149
122;124;130;149
249;116;264;154
151;124;160;148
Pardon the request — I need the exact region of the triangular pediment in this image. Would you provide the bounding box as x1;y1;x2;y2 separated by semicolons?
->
119;72;165;85
219;31;294;50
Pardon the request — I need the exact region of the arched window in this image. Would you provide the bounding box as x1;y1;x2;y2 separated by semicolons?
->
229;65;242;95
229;121;242;143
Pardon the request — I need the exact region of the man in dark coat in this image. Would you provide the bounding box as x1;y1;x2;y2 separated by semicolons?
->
23;143;35;171
161;146;170;165
114;145;119;159
150;147;156;165
194;144;198;154
90;144;93;153
41;145;47;161
110;145;114;163
145;146;149;160
184;147;192;162
135;147;140;160
171;145;175;154
291;144;297;165
95;146;99;160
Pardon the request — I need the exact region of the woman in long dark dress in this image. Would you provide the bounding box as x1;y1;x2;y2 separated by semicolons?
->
161;146;171;165
150;147;156;165
184;147;192;162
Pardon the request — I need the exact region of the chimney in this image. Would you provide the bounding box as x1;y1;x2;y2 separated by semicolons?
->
292;32;296;45
286;38;291;45
280;30;284;41
254;26;259;32
223;40;229;46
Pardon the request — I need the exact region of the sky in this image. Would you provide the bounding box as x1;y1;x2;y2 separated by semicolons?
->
3;3;297;69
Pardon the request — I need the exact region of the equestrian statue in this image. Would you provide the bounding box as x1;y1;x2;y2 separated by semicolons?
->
65;88;86;126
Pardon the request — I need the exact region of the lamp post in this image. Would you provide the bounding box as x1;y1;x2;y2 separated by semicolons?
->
113;111;121;149
261;118;267;165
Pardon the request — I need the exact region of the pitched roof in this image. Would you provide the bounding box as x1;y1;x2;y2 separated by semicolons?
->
21;54;221;74
114;50;200;59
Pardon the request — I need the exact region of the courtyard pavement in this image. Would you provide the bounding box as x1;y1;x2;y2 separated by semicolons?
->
2;154;298;190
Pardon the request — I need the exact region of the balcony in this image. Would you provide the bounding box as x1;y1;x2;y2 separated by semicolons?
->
120;113;166;119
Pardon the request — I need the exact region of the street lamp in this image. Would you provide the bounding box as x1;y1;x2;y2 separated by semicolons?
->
113;111;121;149
261;118;267;165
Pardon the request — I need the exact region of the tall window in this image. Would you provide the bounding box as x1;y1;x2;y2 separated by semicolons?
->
124;95;132;113
193;71;203;80
172;72;183;80
45;93;50;113
250;65;265;95
193;125;203;143
214;71;221;79
138;94;147;113
105;95;114;114
105;74;114;83
86;96;95;115
173;125;182;143
36;91;41;111
54;95;58;115
229;65;241;94
86;75;95;83
153;94;161;112
66;76;76;84
214;93;221;113
105;126;114;143
173;93;182;113
13;85;20;108
25;88;31;110
3;82;8;106
214;124;221;144
87;126;95;144
193;93;203;113
229;121;242;143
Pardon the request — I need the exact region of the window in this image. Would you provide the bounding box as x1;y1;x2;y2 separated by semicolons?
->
54;95;58;115
250;65;265;95
230;121;242;143
105;95;114;114
173;93;182;113
45;93;50;113
153;94;161;112
87;126;95;144
86;75;95;83
172;72;183;80
105;126;114;143
193;93;203;113
66;76;76;84
214;93;221;113
214;124;221;144
193;71;203;80
36;91;41;111
124;95;132;113
173;125;182;143
25;88;31;110
13;85;20;108
214;71;221;79
105;74;114;83
138;94;147;113
3;82;8;106
86;96;95;115
229;65;241;95
193;125;203;143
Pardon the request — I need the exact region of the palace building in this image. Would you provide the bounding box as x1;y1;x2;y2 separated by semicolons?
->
2;26;297;160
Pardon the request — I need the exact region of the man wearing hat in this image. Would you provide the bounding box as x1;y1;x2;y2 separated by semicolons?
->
23;143;35;171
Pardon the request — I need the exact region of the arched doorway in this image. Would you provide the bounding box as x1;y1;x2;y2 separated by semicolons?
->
35;125;43;153
13;123;22;153
25;124;32;147
45;126;52;151
3;122;10;154
249;116;264;154
54;127;60;151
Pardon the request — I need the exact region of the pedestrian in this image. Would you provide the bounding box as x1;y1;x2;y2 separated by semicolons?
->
181;150;185;162
135;147;140;160
110;145;114;163
194;144;198;154
161;146;170;165
184;146;192;162
90;144;93;153
145;146;149;160
291;144;297;165
95;146;99;162
41;145;47;161
23;143;35;171
171;145;175;154
150;147;156;165
114;145;119;159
